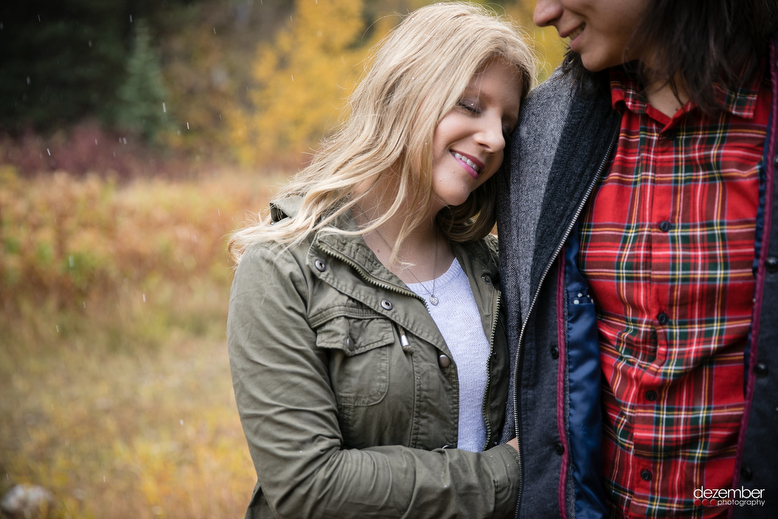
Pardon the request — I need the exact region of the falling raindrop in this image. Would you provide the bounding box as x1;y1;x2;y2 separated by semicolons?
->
88;40;92;48
56;325;59;333
94;138;98;145
47;148;51;156
180;419;184;425
82;302;86;309
142;294;146;302
162;102;166;113
186;122;190;129
217;209;220;216
69;255;74;267
213;27;216;34
291;75;294;81
103;476;106;483
129;15;133;23
38;15;41;22
26;77;30;85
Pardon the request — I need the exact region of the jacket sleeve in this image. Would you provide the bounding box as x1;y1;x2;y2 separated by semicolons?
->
227;244;520;519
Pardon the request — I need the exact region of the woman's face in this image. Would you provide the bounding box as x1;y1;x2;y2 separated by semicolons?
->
429;59;521;213
533;0;649;71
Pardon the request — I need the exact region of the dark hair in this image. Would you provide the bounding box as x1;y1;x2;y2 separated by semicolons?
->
562;0;778;114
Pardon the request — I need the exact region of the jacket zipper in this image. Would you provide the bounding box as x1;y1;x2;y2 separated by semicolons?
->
513;130;618;519
481;288;501;452
317;242;425;303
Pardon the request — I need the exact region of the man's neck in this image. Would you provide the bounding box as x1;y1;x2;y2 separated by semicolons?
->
645;77;690;118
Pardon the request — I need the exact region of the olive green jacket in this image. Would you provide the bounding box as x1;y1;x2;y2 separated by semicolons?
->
227;201;521;519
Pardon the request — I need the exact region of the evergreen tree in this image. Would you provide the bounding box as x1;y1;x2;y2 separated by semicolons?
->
115;19;169;142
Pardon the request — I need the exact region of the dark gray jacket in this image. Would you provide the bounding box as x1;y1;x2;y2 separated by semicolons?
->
497;52;778;518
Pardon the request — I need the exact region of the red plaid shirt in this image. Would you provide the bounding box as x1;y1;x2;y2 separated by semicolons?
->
578;67;771;518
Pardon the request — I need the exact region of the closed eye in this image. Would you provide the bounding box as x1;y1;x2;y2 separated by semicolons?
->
458;99;480;115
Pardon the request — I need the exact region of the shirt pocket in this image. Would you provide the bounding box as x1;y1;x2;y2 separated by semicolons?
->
314;315;395;408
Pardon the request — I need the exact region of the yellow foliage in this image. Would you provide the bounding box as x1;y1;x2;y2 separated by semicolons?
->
503;0;566;82
230;0;368;166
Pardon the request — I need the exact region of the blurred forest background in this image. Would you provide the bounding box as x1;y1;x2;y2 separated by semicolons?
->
0;0;563;517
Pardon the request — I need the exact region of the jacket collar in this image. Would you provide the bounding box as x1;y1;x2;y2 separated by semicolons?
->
270;196;498;286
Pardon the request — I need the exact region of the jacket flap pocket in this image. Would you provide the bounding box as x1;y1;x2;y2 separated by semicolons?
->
315;316;394;356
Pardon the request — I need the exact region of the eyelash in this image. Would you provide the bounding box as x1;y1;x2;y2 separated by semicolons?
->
459;99;515;137
458;100;479;114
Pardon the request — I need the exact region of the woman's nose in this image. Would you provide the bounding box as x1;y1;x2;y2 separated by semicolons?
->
475;117;505;153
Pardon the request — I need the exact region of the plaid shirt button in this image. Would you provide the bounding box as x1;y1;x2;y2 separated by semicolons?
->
646;390;658;401
641;469;652;481
657;313;669;325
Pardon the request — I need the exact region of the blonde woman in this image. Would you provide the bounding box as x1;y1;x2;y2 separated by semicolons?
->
227;3;534;517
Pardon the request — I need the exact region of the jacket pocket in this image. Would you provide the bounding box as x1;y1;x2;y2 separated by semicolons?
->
314;315;394;407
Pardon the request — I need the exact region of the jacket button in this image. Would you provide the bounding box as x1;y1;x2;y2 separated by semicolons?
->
554;442;565;455
551;347;559;360
767;256;778;273
646;390;658;402
657;312;669;325
755;362;768;377
380;299;393;310
481;275;491;283
641;469;652;481
314;259;326;271
659;220;671;232
741;465;753;481
438;354;451;368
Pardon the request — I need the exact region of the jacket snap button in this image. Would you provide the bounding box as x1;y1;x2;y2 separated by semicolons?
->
314;259;326;272
551;347;559;360
554;442;565;455
646;390;658;402
380;299;393;310
755;362;768;377
767;256;778;273
438;354;451;368
657;312;669;325
741;466;753;481
659;220;671;232
641;469;652;481
481;275;491;283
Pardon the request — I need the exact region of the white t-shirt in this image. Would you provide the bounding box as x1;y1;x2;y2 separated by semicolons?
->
406;258;491;452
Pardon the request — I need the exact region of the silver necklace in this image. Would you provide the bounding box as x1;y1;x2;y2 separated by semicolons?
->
373;227;440;306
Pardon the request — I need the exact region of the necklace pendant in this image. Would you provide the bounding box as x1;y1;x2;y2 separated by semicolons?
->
429;296;439;306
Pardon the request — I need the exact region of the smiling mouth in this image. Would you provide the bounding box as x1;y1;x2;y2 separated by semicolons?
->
568;24;584;41
452;151;482;174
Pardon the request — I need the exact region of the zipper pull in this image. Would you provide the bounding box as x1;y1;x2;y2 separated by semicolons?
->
397;325;412;353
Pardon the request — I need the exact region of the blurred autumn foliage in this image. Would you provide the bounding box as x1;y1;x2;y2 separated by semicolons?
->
0;0;564;172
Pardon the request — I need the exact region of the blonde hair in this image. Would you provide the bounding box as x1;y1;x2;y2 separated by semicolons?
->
229;2;535;264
